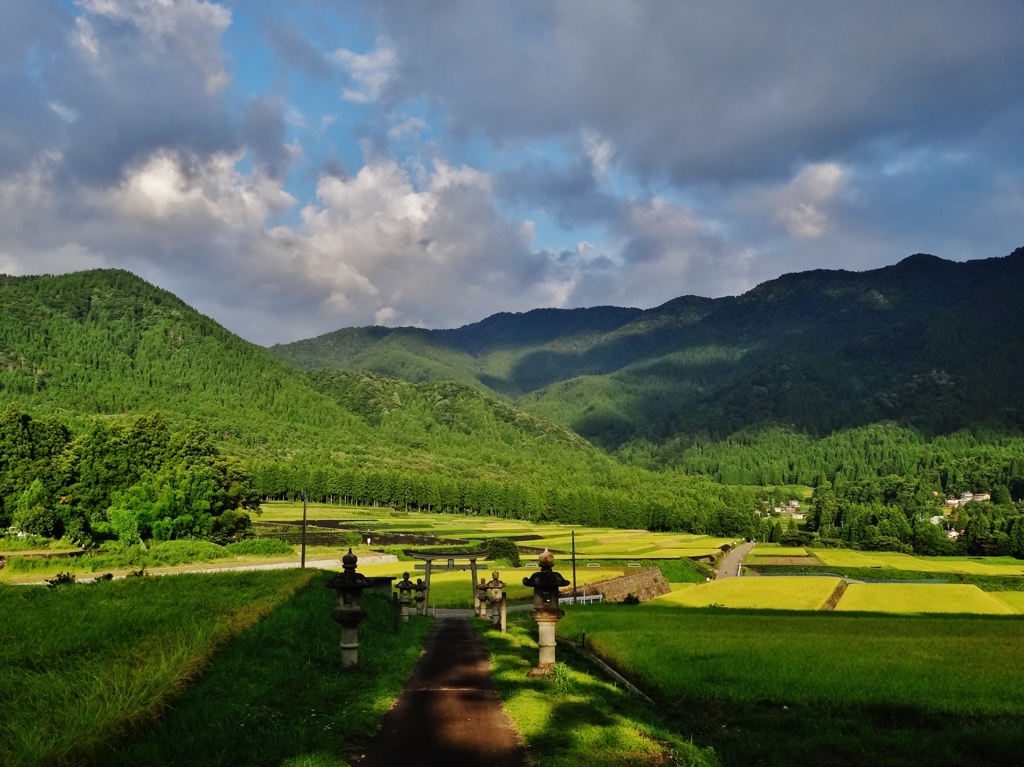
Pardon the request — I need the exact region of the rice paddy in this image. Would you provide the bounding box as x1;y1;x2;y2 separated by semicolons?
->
557;606;1024;765
647;576;841;610
835;583;1016;615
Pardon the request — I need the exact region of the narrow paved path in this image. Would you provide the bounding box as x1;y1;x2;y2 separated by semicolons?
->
352;617;526;767
715;541;755;579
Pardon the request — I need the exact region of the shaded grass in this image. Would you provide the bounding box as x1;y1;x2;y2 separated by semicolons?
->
559;605;1024;766
108;581;432;767
0;569;316;767
478;614;718;767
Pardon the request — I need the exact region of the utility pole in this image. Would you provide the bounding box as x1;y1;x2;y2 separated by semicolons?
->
571;529;577;605
301;489;308;568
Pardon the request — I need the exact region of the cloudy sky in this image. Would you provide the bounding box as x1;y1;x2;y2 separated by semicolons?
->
2;0;1023;344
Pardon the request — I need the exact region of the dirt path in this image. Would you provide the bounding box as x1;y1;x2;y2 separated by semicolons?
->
715;541;755;579
352;617;526;767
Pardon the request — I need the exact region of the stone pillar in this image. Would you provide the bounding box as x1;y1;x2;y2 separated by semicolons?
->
414;578;427;616
326;548;369;669
487;571;506;629
475;577;489;619
522;548;570;676
396;572;414;624
423;559;433;616
500;592;507;634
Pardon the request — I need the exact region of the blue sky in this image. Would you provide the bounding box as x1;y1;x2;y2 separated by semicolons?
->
1;0;1022;344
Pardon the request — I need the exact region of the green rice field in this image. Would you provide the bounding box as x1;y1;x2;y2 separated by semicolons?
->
558;605;1024;765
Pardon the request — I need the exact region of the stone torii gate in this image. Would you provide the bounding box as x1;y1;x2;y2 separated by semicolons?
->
409;551;487;615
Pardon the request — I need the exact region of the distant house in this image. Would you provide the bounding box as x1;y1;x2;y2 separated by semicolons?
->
973;492;991;503
945;499;960;508
791;513;805;520
948;530;961;539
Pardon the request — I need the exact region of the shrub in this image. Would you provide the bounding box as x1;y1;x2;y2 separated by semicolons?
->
486;537;521;567
225;538;293;557
45;572;76;588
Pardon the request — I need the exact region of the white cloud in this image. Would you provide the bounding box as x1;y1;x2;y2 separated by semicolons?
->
332;39;396;103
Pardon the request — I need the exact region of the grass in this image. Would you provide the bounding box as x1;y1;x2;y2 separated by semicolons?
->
107;579;432;767
478;614;718;767
0;569;317;767
558;605;1024;765
647;577;841;610
0;539;305;582
835;583;1016;615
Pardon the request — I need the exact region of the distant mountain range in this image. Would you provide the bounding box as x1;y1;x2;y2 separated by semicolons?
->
272;248;1024;450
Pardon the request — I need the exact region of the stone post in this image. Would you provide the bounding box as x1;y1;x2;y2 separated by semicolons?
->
396;571;415;624
326;548;369;669
486;570;506;630
522;548;570;676
414;578;427;616
475;577;489;619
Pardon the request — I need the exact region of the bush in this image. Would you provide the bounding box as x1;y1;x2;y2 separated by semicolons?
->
45;572;76;588
225;538;293;557
146;540;229;566
486;537;521;567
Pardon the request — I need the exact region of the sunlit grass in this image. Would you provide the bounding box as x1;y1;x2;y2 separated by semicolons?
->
647;576;840;610
480;616;718;767
836;583;1016;615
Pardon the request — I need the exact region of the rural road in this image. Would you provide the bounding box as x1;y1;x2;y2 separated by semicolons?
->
715;541;754;579
352;617;526;767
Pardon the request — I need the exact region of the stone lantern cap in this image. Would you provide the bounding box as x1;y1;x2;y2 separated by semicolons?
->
522;548;570;590
326;548;370;592
487;571;506;589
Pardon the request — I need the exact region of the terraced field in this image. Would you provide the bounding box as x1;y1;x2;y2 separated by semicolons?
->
258;501;739;560
648;576;842;610
813;549;1024;575
836;583;1016;615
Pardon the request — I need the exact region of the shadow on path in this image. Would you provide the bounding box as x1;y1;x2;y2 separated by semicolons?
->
352;618;526;767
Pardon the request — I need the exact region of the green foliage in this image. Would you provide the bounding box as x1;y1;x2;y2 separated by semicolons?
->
44;571;76;588
486;537;521;567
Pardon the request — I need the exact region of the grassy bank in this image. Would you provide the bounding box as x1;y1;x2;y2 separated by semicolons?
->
558;605;1024;765
108;581;432;767
478;614;718;767
0;569;316;767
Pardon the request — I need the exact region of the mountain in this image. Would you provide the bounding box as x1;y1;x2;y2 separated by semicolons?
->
0;269;750;534
271;248;1024;449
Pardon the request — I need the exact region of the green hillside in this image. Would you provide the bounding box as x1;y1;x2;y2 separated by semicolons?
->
0;270;755;537
272;249;1024;451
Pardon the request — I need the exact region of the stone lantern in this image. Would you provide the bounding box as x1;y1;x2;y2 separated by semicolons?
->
522;548;570;675
396;571;415;623
325;548;369;669
475;577;489;619
414;577;427;616
486;570;507;633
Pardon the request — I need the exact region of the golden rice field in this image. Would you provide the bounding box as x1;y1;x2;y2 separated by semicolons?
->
797;548;1024;576
647;576;842;610
835;583;1016;615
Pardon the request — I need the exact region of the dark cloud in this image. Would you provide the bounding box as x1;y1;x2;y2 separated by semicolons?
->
265;23;338;80
242;97;295;180
358;0;1024;184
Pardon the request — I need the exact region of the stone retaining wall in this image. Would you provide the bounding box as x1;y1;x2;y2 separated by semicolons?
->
573;567;670;603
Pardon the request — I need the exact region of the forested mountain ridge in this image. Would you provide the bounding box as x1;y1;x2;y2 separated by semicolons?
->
272;248;1024;448
0;270;756;537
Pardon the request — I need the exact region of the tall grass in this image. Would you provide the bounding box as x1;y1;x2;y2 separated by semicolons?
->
0;570;316;767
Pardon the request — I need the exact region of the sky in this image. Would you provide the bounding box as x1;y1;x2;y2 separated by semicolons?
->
1;1;1022;345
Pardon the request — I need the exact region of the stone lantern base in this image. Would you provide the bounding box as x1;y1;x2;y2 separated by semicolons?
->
528;607;564;675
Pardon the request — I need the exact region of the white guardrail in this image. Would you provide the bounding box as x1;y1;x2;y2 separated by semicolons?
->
559;594;603;605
